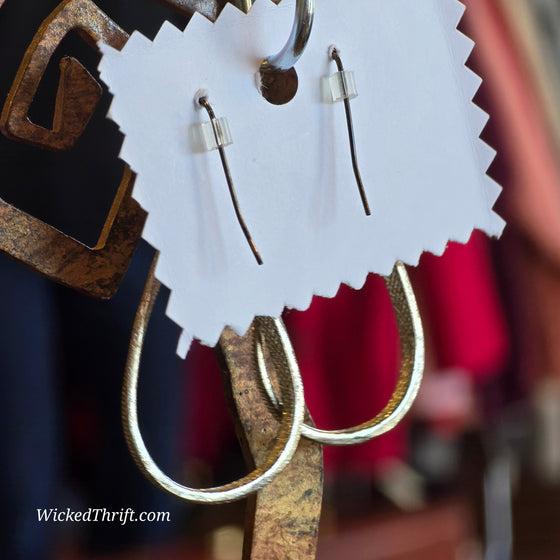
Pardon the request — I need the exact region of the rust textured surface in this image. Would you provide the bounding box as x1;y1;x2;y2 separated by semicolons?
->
162;0;279;21
0;167;145;298
216;325;323;560
157;0;230;19
0;0;145;299
0;0;129;151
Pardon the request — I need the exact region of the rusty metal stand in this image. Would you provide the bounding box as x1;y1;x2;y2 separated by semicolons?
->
217;326;323;560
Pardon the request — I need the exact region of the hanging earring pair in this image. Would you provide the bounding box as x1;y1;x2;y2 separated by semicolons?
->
195;36;371;265
121;0;424;506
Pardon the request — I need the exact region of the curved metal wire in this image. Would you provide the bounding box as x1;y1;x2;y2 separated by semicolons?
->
330;48;371;216
122;254;305;504
255;262;425;446
260;0;315;73
198;96;263;265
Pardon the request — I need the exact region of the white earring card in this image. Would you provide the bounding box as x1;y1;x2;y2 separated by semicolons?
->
98;0;504;358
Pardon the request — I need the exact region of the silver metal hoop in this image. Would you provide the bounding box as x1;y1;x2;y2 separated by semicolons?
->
255;261;425;446
122;256;305;504
260;0;315;73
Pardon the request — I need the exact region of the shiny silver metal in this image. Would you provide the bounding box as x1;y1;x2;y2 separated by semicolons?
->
255;262;425;446
122;257;305;504
260;0;315;73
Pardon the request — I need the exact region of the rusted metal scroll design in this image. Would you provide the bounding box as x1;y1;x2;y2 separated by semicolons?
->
1;0;125;151
0;0;145;298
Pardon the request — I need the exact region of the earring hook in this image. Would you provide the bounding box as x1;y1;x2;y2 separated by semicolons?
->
198;96;263;265
260;0;315;73
330;48;371;216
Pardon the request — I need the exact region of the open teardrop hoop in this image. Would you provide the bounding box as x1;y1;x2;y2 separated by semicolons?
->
122;254;305;504
255;261;425;446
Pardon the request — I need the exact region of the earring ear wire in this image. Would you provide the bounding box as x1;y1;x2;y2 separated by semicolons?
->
328;48;371;216
198;96;263;265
